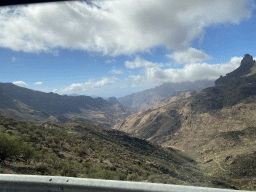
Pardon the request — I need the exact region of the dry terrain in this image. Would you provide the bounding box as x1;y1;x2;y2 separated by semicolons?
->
113;55;256;190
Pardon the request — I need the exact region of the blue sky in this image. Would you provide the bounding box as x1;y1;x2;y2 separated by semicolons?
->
0;0;255;98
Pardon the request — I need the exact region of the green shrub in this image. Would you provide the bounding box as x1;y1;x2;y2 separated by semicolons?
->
52;159;65;170
34;129;42;135
60;164;78;177
53;137;60;144
83;162;91;169
96;170;114;180
0;131;36;165
127;173;137;181
46;137;53;143
59;141;64;146
74;152;80;157
21;134;30;142
36;164;48;175
3;121;10;128
28;122;37;130
118;172;127;180
6;130;14;135
22;143;35;164
73;146;79;153
0;131;23;161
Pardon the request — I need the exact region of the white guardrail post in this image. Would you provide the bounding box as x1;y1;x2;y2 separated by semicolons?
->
0;174;253;192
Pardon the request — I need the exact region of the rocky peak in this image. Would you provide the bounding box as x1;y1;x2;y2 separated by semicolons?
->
215;54;255;85
241;54;254;66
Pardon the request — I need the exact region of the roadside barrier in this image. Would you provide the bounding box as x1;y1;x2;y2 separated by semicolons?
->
0;174;252;192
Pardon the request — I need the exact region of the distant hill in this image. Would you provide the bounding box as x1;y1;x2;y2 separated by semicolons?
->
113;54;256;189
118;80;214;111
0;83;133;127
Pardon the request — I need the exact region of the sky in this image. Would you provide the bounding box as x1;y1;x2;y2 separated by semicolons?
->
0;0;256;98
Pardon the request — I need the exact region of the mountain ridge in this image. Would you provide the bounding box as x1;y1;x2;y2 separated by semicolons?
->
0;83;133;127
118;80;214;111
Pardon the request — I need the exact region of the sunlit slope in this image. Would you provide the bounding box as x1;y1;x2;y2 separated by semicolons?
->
113;76;256;145
114;54;256;146
113;54;256;190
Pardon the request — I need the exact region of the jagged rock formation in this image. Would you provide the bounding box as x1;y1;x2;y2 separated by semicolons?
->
215;54;256;85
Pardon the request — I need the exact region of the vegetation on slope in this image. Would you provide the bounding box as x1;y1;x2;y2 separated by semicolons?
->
0;113;237;189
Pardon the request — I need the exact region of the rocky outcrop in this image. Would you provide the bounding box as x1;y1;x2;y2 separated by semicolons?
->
215;54;255;85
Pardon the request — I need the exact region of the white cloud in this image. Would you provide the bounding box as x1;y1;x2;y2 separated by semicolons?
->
121;85;128;88
11;56;17;62
34;81;43;85
125;56;242;87
0;0;253;55
167;48;211;64
108;68;123;74
52;89;58;93
126;75;145;87
106;59;116;64
125;56;164;69
61;76;120;93
12;81;27;87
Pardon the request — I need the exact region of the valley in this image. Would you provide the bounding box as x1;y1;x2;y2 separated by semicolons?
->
1;54;256;190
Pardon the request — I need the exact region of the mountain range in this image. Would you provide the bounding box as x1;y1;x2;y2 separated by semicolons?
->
0;77;213;127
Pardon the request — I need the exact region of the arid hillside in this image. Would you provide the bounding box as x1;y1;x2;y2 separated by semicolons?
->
113;54;256;190
0;114;238;189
